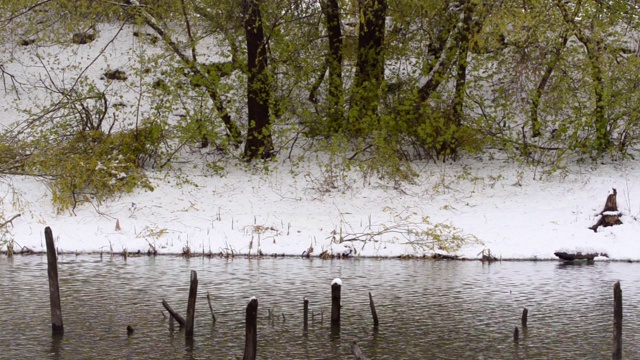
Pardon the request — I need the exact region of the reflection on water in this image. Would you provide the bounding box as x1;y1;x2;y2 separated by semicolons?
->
0;256;639;359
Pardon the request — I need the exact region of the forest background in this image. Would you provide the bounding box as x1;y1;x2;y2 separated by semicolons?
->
0;0;639;258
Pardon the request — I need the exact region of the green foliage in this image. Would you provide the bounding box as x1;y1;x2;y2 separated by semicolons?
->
27;122;160;213
3;0;640;201
411;101;485;161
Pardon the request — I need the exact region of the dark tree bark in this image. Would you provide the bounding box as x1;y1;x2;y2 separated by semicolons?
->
451;1;473;125
243;298;258;360
584;39;609;153
351;0;387;127
431;1;486;159
355;0;386;89
529;32;569;138
447;0;477;157
243;0;272;160
322;0;344;131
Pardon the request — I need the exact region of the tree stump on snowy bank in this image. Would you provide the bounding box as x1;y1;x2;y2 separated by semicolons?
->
589;188;622;233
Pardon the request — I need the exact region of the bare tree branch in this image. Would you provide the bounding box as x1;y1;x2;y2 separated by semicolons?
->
122;0;242;146
0;214;20;229
1;0;54;26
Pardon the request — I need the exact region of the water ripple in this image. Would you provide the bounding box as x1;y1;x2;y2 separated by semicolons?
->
0;256;639;359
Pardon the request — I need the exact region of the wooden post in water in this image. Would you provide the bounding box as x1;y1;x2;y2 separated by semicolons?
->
243;297;258;360
369;292;379;327
613;281;622;360
331;278;342;327
162;299;186;327
303;297;309;332
521;307;528;328
513;326;519;341
185;270;198;338
45;227;64;335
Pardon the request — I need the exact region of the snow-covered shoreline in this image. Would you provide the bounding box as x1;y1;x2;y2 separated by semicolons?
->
2;156;638;261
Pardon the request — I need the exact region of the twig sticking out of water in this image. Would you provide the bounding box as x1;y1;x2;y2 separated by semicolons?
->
206;292;216;324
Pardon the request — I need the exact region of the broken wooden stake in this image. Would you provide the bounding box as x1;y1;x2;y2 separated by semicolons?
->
243;297;258;360
613;281;622;359
162;299;186;327
185;270;198;338
369;292;379;327
45;227;64;335
303;297;309;332
331;278;341;327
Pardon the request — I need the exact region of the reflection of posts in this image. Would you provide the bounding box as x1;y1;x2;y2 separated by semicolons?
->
243;297;258;360
45;226;64;335
590;188;623;232
50;331;63;358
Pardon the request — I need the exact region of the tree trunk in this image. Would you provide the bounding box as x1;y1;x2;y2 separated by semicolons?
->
529;32;569;138
322;0;344;132
585;41;609;154
555;0;609;155
447;0;476;158
243;0;272;160
439;1;486;159
351;0;387;131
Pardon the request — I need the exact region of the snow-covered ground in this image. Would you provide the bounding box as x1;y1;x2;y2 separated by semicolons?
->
1;24;638;260
2;156;637;260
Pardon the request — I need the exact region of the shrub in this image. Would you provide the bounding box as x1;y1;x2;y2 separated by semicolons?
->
26;120;162;213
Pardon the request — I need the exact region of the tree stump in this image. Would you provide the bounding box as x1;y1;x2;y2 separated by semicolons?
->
589;188;622;233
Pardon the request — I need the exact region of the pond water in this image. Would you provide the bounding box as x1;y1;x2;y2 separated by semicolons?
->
0;255;639;359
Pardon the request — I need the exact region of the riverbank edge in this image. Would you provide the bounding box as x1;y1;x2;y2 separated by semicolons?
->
0;250;629;262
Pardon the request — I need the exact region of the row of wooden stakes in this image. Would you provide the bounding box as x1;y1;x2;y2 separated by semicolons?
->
43;226;374;359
